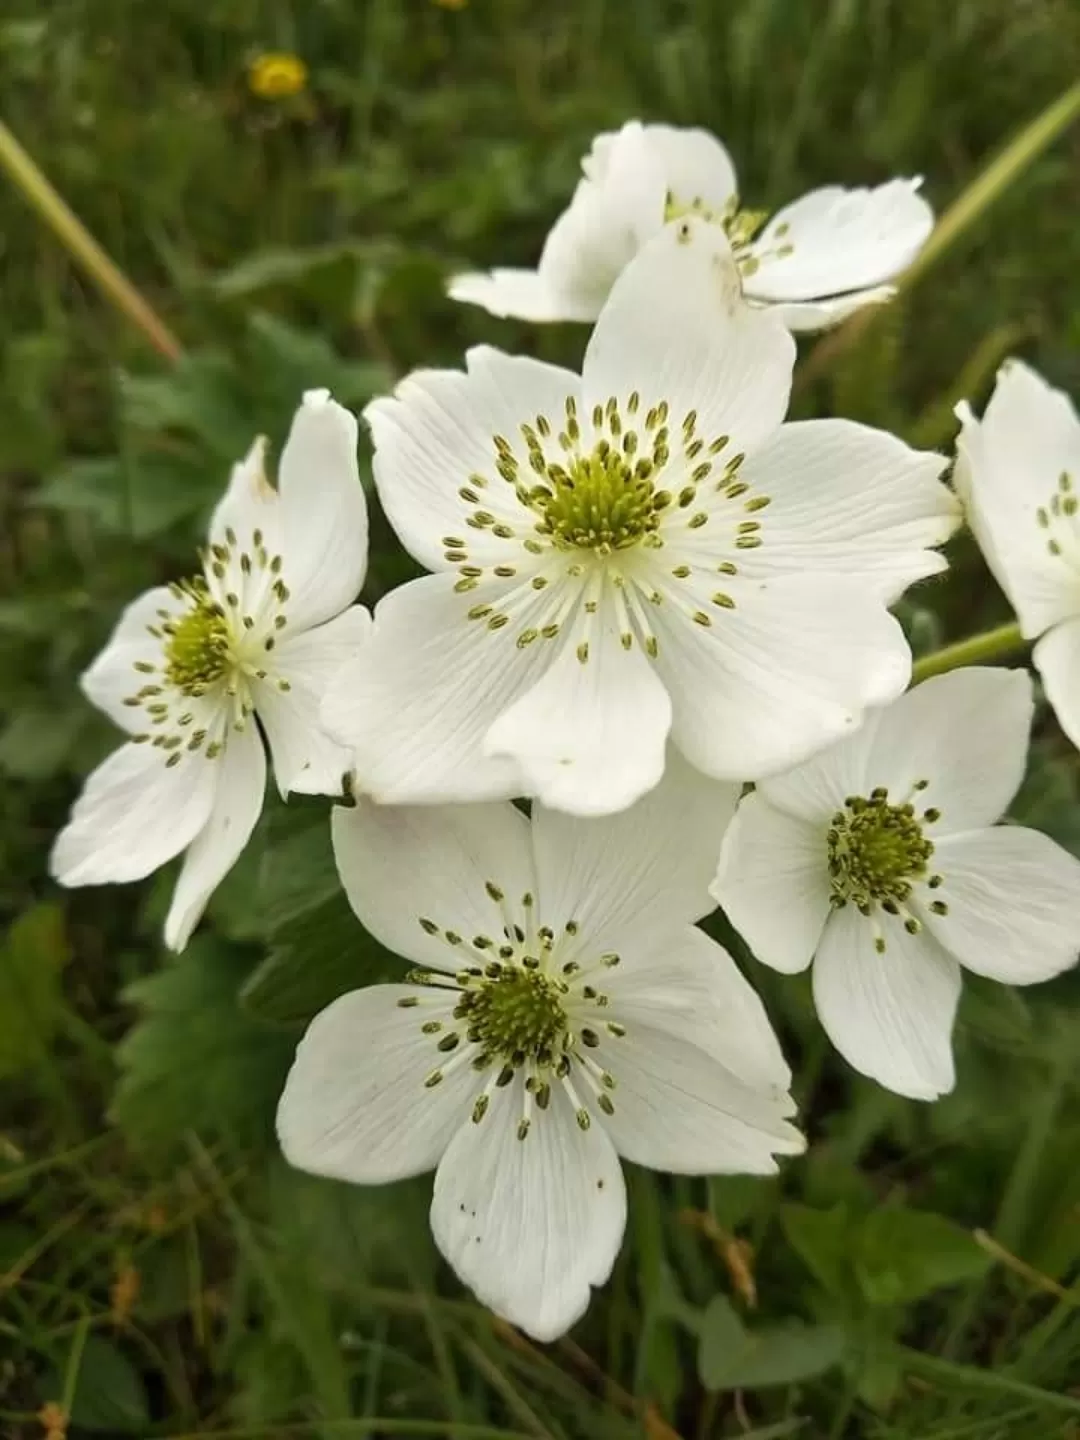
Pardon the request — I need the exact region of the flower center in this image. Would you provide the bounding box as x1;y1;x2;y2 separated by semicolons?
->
457;965;569;1066
527;440;672;555
663;191;769;256
163;581;232;696
827;789;934;911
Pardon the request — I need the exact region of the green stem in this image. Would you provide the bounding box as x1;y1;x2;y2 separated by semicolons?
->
0;117;182;362
911;621;1026;683
898;1348;1080;1417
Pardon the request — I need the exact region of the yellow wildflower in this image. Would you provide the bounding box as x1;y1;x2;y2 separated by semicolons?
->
248;52;308;100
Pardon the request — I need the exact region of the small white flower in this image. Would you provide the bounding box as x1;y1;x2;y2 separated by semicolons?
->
712;668;1080;1102
277;756;803;1341
50;391;370;952
449;119;933;332
325;218;958;816
955;359;1080;752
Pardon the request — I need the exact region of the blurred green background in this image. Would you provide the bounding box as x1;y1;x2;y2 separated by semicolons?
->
3;1;1080;1436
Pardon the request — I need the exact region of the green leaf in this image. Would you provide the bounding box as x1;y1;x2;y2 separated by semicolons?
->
0;904;71;1079
43;1335;149;1432
779;1202;853;1298
698;1296;845;1391
111;938;295;1158
853;1208;991;1306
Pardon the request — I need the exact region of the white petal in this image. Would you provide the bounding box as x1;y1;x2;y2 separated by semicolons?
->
50;741;218;887
365;348;579;572
277;390;369;630
757;708;884;825
734;419;959;602
764;286;895;333
80;586;185;733
640;123;738;213
322;574;538;805
277;985;474;1184
582;216;795;460
1034;618;1080;751
863;667;1033;833
712;793;831;974
331;795;535;973
652;575;911;781
812;906;960;1100
447;267;599;323
530;747;737;952
209;436;281;551
746;179;933;302
430;1078;626;1341
255;605;371;798
594;953;803;1176
483;622;672;817
163;724;266;951
954;360;1080;638
917;827;1080;985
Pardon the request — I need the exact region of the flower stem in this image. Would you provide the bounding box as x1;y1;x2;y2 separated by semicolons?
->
0;117;183;362
911;620;1027;683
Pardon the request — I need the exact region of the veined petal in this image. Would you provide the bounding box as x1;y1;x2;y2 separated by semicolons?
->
652;575;911;782
80;585;187;733
277;390;369;630
430;1077;626;1342
712;793;831;975
954;360;1080;638
256;605;371;798
734;419;959;602
50;741;218;887
916;827;1080;985
863;668;1033;833
758;708;885;825
330;795;536;973
812;906;960;1101
531;747;737;950
210;436;281;552
277;985;475;1184
365;348;579;573
582;217;795;463
641;123;738;214
763;286;895;333
322;574;540;805
163;723;266;951
1034;617;1080;751
483;618;672;817
746;179;933;302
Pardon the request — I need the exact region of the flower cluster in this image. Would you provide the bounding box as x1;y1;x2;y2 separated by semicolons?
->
51;123;1080;1341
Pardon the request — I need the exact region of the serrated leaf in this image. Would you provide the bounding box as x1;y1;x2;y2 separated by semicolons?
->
111;938;294;1159
698;1296;844;1391
119;352;250;461
247;313;388;415
779;1202;853;1298
0;904;71;1079
854;1208;990;1306
42;1335;149;1433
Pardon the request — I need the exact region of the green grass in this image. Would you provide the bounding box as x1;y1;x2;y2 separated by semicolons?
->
3;0;1080;1436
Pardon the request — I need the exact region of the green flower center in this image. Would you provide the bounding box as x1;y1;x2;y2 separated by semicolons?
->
663;191;769;255
528;441;671;554
458;966;568;1066
827;789;934;912
163;582;231;696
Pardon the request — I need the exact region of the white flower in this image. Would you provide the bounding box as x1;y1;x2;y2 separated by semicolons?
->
449;120;933;333
277;756;802;1341
324;218;958;817
50;390;370;952
955;359;1080;752
712;668;1080;1102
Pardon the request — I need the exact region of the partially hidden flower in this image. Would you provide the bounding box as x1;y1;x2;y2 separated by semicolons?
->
324;218;959;817
712;668;1080;1101
277;755;803;1340
955;359;1080;753
248;51;309;100
449;119;933;332
50;391;369;952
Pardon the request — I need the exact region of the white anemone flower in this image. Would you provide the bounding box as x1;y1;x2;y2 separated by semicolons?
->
50;390;370;952
324;218;959;817
712;668;1080;1102
277;757;803;1341
449;119;933;332
955;359;1080;753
